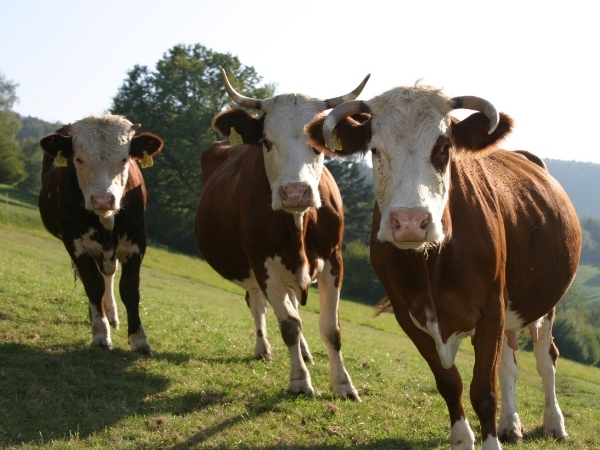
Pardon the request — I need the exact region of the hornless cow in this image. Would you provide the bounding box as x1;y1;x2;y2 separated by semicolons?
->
39;115;163;354
305;83;581;449
194;70;369;399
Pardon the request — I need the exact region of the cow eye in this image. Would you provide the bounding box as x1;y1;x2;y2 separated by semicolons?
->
75;158;83;164
262;139;272;152
441;144;451;155
312;147;320;156
370;147;379;155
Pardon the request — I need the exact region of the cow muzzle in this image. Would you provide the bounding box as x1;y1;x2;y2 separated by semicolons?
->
91;194;116;211
389;207;431;244
278;183;314;211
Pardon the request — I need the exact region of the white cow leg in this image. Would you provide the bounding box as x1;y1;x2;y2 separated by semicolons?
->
89;302;112;349
497;334;523;442
287;289;313;363
533;313;567;439
317;261;360;401
450;417;476;450
247;288;272;361
102;270;120;329
267;287;313;396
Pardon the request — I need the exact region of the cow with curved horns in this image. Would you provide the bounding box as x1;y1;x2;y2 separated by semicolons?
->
39;115;164;354
305;83;581;448
194;69;369;399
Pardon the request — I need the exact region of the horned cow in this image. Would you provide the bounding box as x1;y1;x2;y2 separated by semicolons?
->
194;70;370;399
306;83;581;449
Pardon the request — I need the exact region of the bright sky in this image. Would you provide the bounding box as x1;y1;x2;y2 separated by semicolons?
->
1;0;598;163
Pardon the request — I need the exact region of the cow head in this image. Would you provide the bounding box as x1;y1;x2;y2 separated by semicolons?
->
212;69;370;216
305;82;513;252
40;115;163;218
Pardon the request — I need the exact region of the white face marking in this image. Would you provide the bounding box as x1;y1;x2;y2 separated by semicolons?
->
409;310;473;369
260;95;326;214
69;116;136;218
366;85;454;251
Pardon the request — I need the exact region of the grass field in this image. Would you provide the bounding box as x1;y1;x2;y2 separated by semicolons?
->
1;185;599;449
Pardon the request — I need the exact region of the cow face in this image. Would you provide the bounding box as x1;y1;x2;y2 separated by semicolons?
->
40;115;163;218
306;83;513;252
214;69;370;217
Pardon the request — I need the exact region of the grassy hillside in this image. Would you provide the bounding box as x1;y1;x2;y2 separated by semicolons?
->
1;185;599;449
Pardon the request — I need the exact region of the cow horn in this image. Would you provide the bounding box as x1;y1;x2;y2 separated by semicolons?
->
324;74;371;109
220;68;262;110
131;124;142;131
451;96;499;134
323;100;371;153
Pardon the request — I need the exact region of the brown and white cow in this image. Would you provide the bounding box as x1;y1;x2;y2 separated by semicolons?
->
306;83;581;448
39;115;163;354
194;69;369;399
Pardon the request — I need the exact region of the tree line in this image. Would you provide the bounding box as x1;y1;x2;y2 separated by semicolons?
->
0;44;598;366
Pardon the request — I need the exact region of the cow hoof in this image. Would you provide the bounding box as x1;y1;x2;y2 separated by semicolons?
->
498;429;522;444
288;381;314;397
131;342;153;356
253;351;273;361
498;413;522;443
91;336;112;350
334;384;361;402
109;319;120;330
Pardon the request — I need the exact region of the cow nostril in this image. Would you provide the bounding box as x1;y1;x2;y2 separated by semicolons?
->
420;217;429;231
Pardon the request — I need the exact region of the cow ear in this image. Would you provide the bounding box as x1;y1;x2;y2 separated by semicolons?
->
212;108;263;145
451;112;513;153
130;132;164;159
305;112;372;157
40;133;73;160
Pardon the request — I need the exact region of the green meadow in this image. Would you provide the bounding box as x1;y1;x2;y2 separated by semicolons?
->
0;185;599;449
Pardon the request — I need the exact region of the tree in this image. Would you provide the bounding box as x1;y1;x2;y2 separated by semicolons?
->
0;72;25;185
325;156;374;247
111;44;274;253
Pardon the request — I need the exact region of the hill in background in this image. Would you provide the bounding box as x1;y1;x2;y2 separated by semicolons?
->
544;159;600;219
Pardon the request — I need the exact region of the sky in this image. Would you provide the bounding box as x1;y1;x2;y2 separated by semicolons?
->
1;0;598;163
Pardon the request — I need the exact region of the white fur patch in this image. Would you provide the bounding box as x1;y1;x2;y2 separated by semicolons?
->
69;115;136;215
450;417;475;449
409;310;472;369
260;94;326;212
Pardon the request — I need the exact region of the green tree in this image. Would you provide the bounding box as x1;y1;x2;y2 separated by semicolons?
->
0;72;25;185
111;44;274;253
325;157;374;247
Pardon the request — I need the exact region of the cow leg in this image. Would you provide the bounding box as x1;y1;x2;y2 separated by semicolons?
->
247;288;272;360
263;281;313;396
119;254;151;355
532;311;567;439
74;254;112;349
470;300;504;450
287;288;313;363
316;261;360;401
497;334;523;442
392;304;475;449
103;269;120;329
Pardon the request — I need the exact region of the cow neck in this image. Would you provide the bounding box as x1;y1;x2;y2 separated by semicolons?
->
99;214;115;231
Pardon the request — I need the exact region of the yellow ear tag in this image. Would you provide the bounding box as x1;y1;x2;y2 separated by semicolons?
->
140;151;154;168
229;127;244;145
54;151;68;167
332;131;343;151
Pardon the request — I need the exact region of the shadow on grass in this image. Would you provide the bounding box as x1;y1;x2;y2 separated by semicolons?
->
0;343;196;446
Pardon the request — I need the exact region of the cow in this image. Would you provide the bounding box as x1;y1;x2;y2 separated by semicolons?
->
305;83;582;449
39;115;164;354
194;69;370;400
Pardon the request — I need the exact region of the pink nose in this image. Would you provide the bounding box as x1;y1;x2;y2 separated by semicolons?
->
389;208;430;242
91;195;115;210
279;183;312;208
